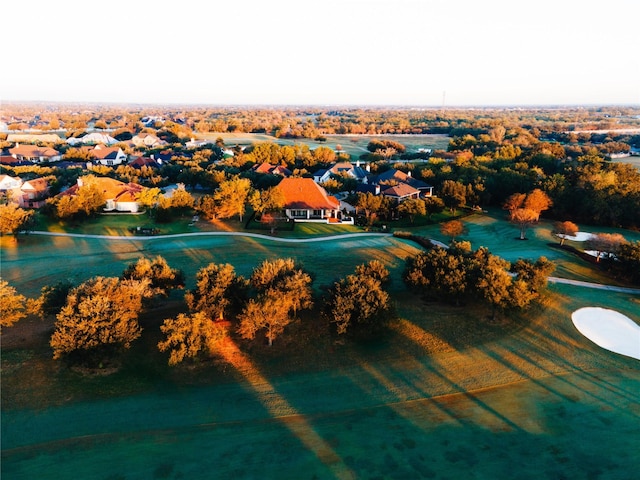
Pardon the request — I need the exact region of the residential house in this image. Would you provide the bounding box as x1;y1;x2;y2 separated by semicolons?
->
9;144;61;163
91;145;127;166
373;168;433;196
61;176;145;213
313;161;369;184
15;177;50;208
276;177;351;223
7;133;63;144
128;156;162;169
131;133;166;148
251;162;292;177
380;183;421;203
66;132;118;146
0;174;22;191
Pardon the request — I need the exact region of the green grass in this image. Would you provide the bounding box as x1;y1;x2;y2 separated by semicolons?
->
3;205;640;479
199;132;451;158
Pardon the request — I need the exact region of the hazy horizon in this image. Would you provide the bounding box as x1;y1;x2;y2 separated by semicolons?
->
2;0;639;107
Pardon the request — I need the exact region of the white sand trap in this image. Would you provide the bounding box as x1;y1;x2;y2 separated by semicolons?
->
556;231;593;242
572;307;640;360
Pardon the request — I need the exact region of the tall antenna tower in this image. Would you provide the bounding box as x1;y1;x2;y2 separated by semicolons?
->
441;91;446;113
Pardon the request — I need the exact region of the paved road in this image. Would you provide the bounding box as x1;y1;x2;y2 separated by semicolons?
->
26;230;640;295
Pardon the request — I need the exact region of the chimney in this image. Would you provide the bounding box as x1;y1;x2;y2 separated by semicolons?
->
407;170;412;177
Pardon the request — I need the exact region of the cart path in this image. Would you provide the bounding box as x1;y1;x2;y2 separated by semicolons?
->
27;229;394;243
26;230;640;295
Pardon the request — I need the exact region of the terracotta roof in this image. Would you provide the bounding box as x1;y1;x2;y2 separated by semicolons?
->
276;177;339;210
253;162;276;174
9;144;59;158
91;146;122;160
0;155;21;165
61;177;144;203
21;177;49;192
381;182;420;198
252;162;291;176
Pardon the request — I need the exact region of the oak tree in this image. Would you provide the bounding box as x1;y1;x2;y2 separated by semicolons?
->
158;311;227;365
50;277;151;361
122;256;185;297
0;203;34;236
440;219;466;242
552;221;579;246
0;279;28;331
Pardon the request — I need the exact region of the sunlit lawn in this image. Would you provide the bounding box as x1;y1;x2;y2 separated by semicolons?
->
3;204;640;479
198;132;451;158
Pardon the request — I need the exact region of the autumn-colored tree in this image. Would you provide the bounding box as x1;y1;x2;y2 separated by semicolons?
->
511;257;555;293
122;256;184;297
552;221;579;246
0;279;28;331
238;258;313;346
137;187;162;210
249;186;285;218
585;233;627;263
423;196;445;218
503;189;552;240
440;180;467;214
509;208;539;240
403;247;469;306
397;198;426;224
355;259;390;285
75;175;108;216
50;277;151;362
524;189;553;221
169;183;195;210
440;219;466;242
158;311;228;365
212;177;252;221
33;281;73;318
356;192;383;222
0;203;34;236
471;248;513;319
185;263;246;320
237;297;291;347
326;262;392;336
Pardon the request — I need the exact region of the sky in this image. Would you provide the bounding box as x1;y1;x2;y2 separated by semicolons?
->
2;0;639;107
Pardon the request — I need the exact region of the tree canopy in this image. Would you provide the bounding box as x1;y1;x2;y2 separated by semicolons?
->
50;277;151;362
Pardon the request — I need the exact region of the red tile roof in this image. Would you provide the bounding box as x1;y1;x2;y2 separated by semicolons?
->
276;177;339;210
382;182;420;198
9;144;60;158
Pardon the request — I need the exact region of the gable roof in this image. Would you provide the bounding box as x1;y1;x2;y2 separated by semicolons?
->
9;144;60;158
91;146;123;160
21;177;49;192
252;162;291;176
0;174;22;190
128;156;161;169
61;176;144;203
374;168;431;190
381;182;420;198
276;177;340;210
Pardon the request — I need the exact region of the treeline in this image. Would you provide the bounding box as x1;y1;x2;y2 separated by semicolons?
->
3;104;640;139
1;244;554;368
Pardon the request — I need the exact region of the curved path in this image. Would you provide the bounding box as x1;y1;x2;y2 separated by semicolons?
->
28;230;394;243
26;230;640;294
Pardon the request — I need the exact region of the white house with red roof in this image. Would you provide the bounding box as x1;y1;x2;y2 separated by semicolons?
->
91;145;127;166
9;144;61;163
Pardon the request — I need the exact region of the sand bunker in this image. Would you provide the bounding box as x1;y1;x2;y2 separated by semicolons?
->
557;231;593;242
572;307;640;360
